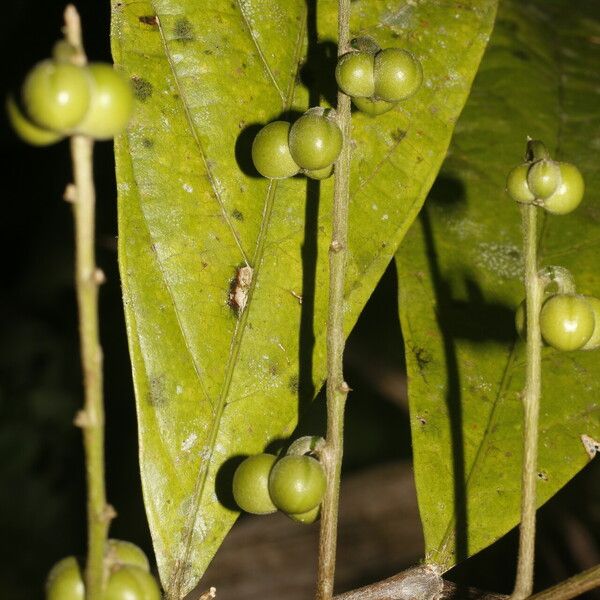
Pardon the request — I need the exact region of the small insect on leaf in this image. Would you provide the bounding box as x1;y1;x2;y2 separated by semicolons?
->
229;265;253;315
581;434;600;459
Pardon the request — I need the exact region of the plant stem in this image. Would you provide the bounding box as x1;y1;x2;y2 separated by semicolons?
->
315;1;351;599
512;141;547;599
528;564;600;600
64;6;111;599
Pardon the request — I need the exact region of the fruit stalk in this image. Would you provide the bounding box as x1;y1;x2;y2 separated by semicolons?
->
512;140;546;599
315;0;352;598
64;5;111;599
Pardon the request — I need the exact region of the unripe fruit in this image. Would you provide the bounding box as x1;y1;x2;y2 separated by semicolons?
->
232;453;278;514
251;121;300;179
582;296;600;351
506;163;535;204
106;539;150;572
539;294;594;351
305;165;333;180
268;455;326;515
105;565;161;600
543;162;584;215
527;159;561;199
6;95;63;146
22;60;91;132
76;63;134;140
352;96;396;117
46;556;84;600
288;504;320;524
335;51;375;98
373;48;422;102
288;113;343;171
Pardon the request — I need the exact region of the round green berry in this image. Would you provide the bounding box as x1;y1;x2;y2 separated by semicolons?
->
335;51;375;98
539;294;594;351
305;165;333;180
542;162;584;215
582;296;600;351
232;453;278;515
373;48;422;102
105;566;161;600
268;455;326;515
252;121;299;179
22;59;91;132
527;159;561;199
288;112;343;171
46;556;84;600
6;95;63;146
106;539;150;572
352;96;396;117
506;163;535;204
287;504;321;524
76;63;133;140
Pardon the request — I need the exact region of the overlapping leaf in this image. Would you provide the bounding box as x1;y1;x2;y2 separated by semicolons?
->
396;0;600;571
111;0;496;596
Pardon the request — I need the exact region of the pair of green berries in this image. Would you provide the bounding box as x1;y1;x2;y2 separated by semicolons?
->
516;294;600;352
506;158;585;215
252;108;343;180
8;48;133;146
336;45;423;116
232;453;326;524
46;539;160;600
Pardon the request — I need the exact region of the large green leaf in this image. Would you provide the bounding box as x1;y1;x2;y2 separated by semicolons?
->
396;0;600;572
111;0;496;596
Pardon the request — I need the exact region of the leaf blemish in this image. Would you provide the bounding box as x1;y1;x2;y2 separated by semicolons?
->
288;375;299;394
173;17;195;42
232;209;244;221
138;15;158;27
142;138;154;149
131;76;153;102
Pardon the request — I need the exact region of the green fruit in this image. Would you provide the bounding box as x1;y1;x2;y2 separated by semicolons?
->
232;453;278;515
46;556;84;600
76;63;134;140
106;539;150;572
6;95;63;146
352;96;396;117
288;504;321;524
22;59;91;132
543;162;585;215
288;113;343;170
268;455;326;515
251;121;300;179
305;165;333;180
373;48;422;102
506;163;535;204
539;294;594;351
105;566;161;600
582;296;600;351
527;159;561;199
335;51;375;98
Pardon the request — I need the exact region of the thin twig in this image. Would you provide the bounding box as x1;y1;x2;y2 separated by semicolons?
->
315;1;352;599
512;140;547;599
64;5;112;599
528;564;600;600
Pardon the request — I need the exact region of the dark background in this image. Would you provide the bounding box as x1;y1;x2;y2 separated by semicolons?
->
1;2;598;599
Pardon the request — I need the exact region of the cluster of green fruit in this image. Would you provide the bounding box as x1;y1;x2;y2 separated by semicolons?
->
516;294;600;352
251;40;423;180
506;157;585;215
336;40;423;117
252;108;343;180
8;44;133;146
233;452;326;524
46;539;160;599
